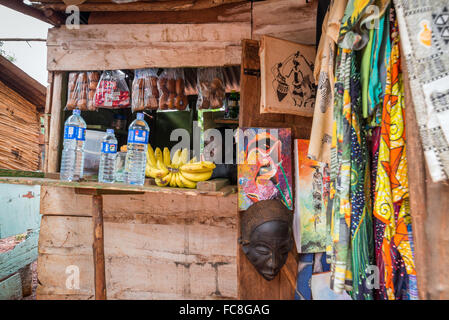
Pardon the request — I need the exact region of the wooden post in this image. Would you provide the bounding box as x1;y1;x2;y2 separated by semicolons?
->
92;195;106;300
47;72;63;173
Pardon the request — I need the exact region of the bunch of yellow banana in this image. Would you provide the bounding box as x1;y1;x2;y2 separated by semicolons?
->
145;144;215;189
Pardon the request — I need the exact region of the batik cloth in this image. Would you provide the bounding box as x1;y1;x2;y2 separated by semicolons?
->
348;53;374;300
393;0;449;182
328;47;353;294
308;0;348;165
373;18;418;300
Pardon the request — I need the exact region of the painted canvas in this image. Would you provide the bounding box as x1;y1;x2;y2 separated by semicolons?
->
237;128;293;211
293;139;328;253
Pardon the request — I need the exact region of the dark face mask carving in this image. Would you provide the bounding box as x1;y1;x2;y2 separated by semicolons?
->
239;199;293;281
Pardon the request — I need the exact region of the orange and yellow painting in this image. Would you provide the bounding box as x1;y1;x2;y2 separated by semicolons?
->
237;128;293;211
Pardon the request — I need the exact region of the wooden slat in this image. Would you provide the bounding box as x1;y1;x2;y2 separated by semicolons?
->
401;50;429;300
47;23;250;70
39;185;237;226
0;230;39;281
35;0;245;12
0;273;23;300
37;213;237;299
47;72;63;173
92;195;106;300
88;2;251;24
0;80;41;171
0;184;41;239
252;0;318;45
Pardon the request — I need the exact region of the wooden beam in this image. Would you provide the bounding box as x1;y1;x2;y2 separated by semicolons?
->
47;72;63;173
91;195;106;300
47;23;250;70
36;0;245;12
252;0;317;45
0;0;65;26
87;2;251;24
401;46;429;300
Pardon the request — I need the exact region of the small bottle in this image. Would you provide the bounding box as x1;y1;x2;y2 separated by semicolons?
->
98;129;118;183
124;113;149;185
60;109;86;181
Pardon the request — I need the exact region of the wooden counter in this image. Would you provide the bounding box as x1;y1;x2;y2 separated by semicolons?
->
0;176;238;300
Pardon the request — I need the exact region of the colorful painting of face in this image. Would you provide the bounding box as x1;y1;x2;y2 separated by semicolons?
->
237;128;293;211
293;139;327;253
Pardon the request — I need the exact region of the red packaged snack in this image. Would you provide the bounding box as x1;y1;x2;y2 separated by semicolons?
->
94;70;130;109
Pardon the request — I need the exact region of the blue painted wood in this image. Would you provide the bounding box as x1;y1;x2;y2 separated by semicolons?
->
0;230;39;280
0;273;22;300
0;184;41;239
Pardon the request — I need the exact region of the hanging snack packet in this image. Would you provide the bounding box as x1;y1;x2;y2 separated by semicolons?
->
66;72;79;110
157;69;170;110
174;68;189;111
87;71;100;111
66;72;88;111
94;70;130;109
131;69;146;112
196;67;225;110
144;68;159;110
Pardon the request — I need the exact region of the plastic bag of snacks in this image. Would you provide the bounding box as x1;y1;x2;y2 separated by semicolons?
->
144;68;160;110
131;69;146;112
66;72;87;110
157;69;172;110
66;72;100;111
87;72;100;111
196;67;225;110
94;70;130;109
174;68;189;110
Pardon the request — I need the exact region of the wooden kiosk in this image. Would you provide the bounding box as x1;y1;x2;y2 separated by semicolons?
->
1;0;448;300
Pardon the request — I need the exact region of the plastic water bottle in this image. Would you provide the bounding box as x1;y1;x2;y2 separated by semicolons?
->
98;129;118;183
124;113;149;185
60;109;86;181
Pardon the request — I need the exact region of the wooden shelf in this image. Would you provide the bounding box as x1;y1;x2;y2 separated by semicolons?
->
214;118;239;125
0;176;237;197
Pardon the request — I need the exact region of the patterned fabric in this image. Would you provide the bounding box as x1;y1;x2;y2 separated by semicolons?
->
328;47;353;294
373;17;417;300
308;0;348;164
348;56;374;300
393;0;449;182
339;0;374;50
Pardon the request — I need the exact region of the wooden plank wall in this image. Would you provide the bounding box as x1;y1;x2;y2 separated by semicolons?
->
37;186;238;299
0;80;40;171
237;39;313;299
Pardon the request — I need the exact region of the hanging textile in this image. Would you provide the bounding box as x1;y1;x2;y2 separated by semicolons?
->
373;16;418;300
393;0;449;182
348;53;374;300
328;0;375;297
328;47;354;294
308;0;348;165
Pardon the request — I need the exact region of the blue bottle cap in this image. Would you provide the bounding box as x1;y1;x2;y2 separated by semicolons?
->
106;129;114;134
73;109;81;115
136;113;144;120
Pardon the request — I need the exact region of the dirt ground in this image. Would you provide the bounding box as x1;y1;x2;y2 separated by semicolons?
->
0;235;38;300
